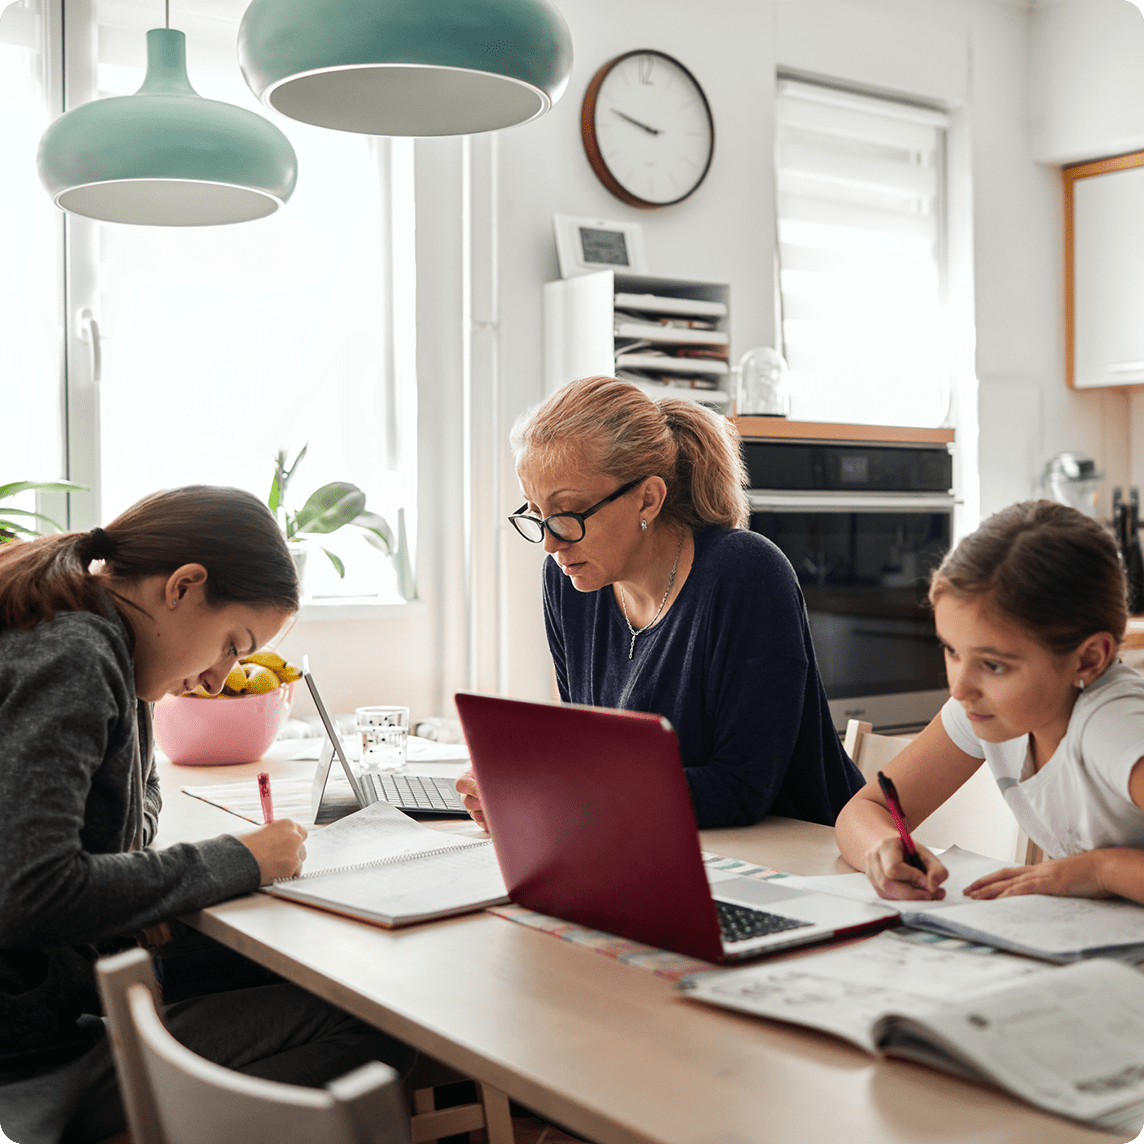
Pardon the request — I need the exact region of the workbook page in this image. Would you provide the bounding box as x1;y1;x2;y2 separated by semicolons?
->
780;846;1008;911
910;895;1144;958
683;931;1046;1052
874;958;1144;1129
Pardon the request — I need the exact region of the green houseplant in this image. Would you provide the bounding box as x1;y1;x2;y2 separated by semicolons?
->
0;480;90;543
268;446;394;580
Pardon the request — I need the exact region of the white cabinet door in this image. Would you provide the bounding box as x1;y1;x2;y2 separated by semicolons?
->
1071;158;1144;388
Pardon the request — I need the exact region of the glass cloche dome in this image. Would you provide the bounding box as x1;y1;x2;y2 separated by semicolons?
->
735;346;790;417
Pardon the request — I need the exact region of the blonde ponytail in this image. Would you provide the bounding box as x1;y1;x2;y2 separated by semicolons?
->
512;377;749;530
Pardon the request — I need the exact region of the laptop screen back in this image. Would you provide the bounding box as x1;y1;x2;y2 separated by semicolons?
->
455;692;724;962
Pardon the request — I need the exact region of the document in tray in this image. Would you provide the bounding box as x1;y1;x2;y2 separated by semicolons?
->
260;800;508;927
783;845;1144;962
682;932;1144;1133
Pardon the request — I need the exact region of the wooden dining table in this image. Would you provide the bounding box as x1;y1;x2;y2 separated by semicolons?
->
156;751;1132;1144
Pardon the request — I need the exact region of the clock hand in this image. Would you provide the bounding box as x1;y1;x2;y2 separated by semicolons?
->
611;108;661;136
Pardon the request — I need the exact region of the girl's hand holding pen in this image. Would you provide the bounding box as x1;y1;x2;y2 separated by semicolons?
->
864;836;948;900
865;769;948;900
241;819;309;884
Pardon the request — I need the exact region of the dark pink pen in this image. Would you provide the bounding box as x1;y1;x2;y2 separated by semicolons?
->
877;771;926;872
257;771;275;824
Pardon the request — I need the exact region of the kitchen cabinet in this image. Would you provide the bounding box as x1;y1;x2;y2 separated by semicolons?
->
1065;150;1144;389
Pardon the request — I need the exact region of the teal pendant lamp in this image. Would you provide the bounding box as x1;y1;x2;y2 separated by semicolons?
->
37;26;297;226
237;0;573;137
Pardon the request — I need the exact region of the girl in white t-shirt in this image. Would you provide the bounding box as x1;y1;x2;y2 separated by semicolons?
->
835;499;1144;904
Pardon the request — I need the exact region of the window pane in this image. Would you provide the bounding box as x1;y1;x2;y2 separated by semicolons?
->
775;79;950;428
1;0;63;486
83;0;415;599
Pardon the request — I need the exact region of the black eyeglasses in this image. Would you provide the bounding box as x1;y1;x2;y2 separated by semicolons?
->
508;477;646;544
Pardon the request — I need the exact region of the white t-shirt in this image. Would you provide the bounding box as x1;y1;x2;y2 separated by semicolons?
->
941;662;1144;858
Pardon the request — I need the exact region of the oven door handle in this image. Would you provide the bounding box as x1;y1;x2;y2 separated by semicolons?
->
748;490;956;512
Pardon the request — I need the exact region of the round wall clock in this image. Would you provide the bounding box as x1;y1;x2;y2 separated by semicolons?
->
581;49;715;210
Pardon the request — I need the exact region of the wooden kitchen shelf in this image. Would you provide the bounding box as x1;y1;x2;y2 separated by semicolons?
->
734;417;955;445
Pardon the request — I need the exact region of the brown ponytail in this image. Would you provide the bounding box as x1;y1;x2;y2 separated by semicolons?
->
0;486;298;632
930;499;1127;654
510;376;749;529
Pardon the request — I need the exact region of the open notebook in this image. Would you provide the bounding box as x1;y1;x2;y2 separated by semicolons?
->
261;799;507;927
783;846;1144;963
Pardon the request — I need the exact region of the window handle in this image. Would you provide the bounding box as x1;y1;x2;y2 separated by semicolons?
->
78;308;101;384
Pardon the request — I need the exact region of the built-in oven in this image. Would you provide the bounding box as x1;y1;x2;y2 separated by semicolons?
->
743;438;954;733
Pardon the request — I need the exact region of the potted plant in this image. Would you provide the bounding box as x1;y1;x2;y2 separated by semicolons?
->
268;447;413;598
0;480;90;542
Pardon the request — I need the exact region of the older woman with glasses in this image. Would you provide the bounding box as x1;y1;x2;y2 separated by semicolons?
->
456;375;863;830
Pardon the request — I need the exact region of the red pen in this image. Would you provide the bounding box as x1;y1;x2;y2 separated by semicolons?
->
877;771;926;872
257;771;274;824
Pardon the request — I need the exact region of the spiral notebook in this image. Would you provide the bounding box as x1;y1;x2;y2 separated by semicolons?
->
260;798;508;927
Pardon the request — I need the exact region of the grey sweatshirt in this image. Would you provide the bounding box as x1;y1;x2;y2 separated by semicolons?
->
0;603;260;1079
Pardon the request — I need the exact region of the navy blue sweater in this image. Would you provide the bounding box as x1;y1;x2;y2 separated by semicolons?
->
543;526;863;828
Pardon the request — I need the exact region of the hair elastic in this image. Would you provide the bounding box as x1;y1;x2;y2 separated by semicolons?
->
87;526;114;562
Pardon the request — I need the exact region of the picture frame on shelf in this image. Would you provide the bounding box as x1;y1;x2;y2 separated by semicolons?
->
553;214;648;278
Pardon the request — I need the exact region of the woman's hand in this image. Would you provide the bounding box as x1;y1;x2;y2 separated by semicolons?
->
864;837;948;901
455;767;487;831
966;852;1114;900
240;819;308;885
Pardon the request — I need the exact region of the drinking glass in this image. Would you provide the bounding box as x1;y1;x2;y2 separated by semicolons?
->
355;705;409;773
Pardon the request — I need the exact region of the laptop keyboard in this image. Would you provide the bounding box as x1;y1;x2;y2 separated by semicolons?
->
362;773;467;815
716;900;814;943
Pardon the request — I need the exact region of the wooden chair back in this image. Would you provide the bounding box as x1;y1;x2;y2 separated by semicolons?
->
842;719;1035;865
841;719;914;779
95;948;410;1144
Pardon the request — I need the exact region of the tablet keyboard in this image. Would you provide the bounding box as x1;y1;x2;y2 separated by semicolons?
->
716;900;813;943
362;772;468;816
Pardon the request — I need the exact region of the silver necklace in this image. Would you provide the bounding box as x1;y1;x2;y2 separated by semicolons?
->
618;534;685;659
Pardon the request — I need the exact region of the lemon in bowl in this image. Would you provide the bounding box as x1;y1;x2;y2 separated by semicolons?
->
153;654;300;766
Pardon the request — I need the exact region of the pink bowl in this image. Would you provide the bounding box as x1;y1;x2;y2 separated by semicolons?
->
153;682;296;766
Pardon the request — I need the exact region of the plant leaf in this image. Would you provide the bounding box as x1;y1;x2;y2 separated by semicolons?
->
283;443;308;487
0;507;67;532
352;511;393;554
295;482;367;535
318;545;346;578
268;471;281;515
0;479;89;501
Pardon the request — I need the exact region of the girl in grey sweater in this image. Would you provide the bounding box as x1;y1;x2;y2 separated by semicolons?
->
0;486;412;1144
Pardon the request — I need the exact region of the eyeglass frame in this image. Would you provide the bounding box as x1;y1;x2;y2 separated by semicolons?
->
508;476;647;544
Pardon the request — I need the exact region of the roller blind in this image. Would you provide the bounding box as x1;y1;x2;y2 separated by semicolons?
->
775;79;950;427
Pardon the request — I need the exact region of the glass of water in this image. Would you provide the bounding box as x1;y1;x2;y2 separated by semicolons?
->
354;705;409;773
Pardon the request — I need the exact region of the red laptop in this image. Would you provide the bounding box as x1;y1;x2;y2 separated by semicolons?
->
454;692;898;963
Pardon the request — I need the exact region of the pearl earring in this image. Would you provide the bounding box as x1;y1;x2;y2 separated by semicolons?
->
640;519;648;532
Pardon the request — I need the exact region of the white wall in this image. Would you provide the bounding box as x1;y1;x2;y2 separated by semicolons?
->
287;0;1130;723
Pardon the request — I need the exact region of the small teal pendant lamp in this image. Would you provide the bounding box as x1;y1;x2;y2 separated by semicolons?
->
238;0;573;137
37;16;297;226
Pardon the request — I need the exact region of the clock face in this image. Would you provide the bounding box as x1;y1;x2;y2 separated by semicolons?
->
582;50;715;209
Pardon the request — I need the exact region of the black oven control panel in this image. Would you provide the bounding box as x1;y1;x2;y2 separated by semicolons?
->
742;441;952;493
